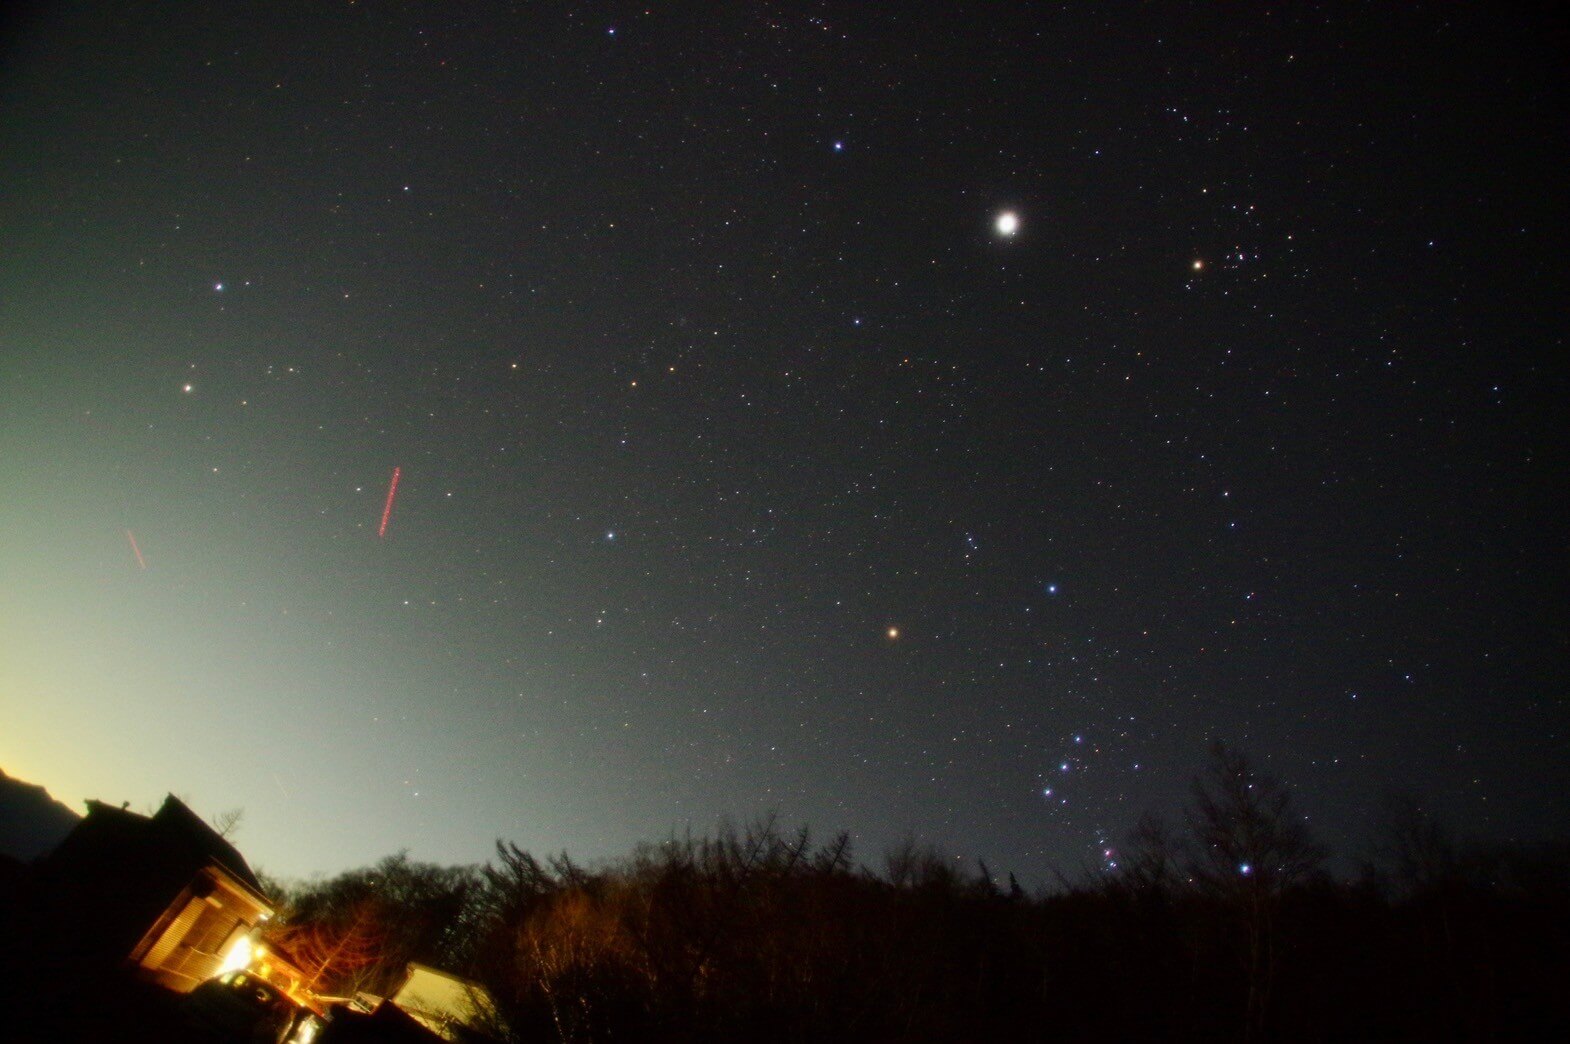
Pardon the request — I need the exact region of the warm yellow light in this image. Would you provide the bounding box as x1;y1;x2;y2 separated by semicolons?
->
886;626;900;641
216;934;254;976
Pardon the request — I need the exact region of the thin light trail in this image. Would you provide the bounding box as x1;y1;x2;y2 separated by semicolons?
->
125;529;146;569
378;466;402;538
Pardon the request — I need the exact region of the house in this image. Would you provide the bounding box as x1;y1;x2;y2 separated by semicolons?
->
25;794;275;992
390;963;498;1041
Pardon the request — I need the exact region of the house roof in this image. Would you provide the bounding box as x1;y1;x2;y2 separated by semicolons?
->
79;794;268;900
149;795;267;897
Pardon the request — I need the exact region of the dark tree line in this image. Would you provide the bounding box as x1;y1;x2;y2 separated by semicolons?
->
263;743;1568;1042
260;853;481;998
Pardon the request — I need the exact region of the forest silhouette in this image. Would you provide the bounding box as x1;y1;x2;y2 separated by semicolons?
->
249;742;1567;1041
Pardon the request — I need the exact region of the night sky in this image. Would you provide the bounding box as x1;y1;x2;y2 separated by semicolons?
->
1;2;1563;883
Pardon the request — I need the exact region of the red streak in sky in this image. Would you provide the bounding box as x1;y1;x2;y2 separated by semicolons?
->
126;529;146;570
378;466;402;538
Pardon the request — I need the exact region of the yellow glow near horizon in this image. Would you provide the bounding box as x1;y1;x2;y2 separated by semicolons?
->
0;742;93;815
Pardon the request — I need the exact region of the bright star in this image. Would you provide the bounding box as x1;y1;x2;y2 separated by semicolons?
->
995;211;1020;237
886;626;900;641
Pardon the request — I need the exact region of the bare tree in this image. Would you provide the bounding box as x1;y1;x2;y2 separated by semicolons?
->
883;836;963;891
267;895;388;996
1187;741;1325;1042
1116;812;1182;898
1375;791;1458;897
209;807;244;840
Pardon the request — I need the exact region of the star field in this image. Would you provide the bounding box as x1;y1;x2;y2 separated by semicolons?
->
0;3;1563;881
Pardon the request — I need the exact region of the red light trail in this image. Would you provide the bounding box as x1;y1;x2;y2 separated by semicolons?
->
378;466;402;538
125;529;146;569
